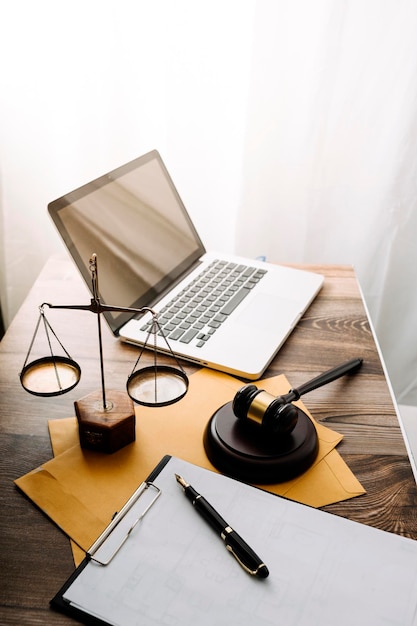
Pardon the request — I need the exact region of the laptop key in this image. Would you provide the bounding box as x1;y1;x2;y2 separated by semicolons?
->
221;287;250;315
208;320;221;329
179;328;199;343
242;267;255;277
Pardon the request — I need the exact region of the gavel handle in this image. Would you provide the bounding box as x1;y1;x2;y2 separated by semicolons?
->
282;358;363;403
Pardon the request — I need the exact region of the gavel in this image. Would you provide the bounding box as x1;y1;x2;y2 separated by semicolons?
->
232;358;363;437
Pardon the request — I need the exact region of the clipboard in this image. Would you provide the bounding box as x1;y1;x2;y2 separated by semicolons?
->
50;455;171;624
51;456;417;626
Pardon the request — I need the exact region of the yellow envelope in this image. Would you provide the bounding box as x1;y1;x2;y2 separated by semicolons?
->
16;368;365;565
49;415;361;510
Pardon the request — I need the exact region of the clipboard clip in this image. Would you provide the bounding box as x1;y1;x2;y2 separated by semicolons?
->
87;481;162;566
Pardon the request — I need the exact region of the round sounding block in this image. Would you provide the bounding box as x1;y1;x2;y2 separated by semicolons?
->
203;401;319;484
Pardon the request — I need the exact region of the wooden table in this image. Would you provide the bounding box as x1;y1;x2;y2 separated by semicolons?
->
1;256;416;624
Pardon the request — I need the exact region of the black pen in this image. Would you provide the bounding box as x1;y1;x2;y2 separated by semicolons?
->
175;474;269;578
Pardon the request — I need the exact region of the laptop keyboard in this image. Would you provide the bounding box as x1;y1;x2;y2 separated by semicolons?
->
140;259;267;348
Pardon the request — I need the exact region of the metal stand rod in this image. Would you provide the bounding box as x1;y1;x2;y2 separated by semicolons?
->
96;307;107;410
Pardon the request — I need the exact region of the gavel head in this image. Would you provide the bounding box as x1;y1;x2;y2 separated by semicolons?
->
232;384;298;437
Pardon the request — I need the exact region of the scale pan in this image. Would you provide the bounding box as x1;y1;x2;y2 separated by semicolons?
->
20;356;81;397
127;366;188;407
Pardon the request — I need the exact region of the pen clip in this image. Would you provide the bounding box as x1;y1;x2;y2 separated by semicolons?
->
225;544;262;577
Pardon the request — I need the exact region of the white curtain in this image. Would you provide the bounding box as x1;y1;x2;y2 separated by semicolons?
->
1;0;417;405
236;0;417;404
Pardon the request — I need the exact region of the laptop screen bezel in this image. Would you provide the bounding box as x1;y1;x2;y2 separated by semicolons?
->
47;150;206;335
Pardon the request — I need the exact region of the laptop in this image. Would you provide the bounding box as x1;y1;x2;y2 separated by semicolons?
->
48;150;323;380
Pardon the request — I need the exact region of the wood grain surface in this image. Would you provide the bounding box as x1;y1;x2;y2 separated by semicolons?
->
1;256;416;624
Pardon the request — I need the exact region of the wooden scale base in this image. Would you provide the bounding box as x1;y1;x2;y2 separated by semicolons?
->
203;401;319;484
75;389;135;454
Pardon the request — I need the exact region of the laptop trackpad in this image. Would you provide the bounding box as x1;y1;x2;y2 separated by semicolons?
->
235;293;301;330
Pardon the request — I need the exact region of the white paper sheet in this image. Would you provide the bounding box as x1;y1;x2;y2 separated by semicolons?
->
62;457;417;626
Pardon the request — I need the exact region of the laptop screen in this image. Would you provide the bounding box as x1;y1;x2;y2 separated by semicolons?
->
48;150;205;333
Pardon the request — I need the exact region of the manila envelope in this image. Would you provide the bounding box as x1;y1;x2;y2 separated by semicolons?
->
15;368;365;564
